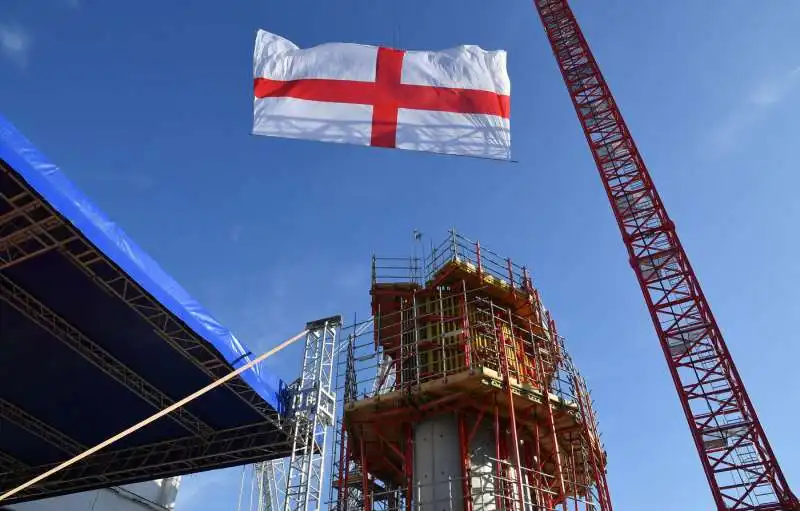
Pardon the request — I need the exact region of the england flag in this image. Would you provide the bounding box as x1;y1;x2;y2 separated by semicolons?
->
252;30;511;160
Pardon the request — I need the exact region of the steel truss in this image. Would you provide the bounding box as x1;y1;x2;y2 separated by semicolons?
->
332;233;611;511
0;273;213;437
265;458;287;511
0;399;156;497
248;458;287;511
0;421;292;504
0;161;283;429
0;158;297;503
283;316;341;511
0;451;27;474
328;318;372;511
0;398;87;456
533;1;798;509
0;399;194;505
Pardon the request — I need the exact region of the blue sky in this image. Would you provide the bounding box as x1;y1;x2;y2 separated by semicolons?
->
1;0;799;510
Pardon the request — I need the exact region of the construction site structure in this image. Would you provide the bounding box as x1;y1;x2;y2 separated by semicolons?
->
238;317;343;511
533;1;798;510
237;461;282;511
329;231;611;511
283;316;341;511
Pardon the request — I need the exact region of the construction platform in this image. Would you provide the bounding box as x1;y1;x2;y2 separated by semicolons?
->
330;233;611;511
0;116;292;504
342;365;590;486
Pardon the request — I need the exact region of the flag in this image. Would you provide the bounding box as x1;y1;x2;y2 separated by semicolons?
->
252;30;511;160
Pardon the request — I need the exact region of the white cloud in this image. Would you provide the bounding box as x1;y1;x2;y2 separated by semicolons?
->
711;66;800;152
749;66;800;106
230;225;244;243
0;24;32;68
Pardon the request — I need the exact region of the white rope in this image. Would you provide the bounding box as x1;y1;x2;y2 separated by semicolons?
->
0;330;308;503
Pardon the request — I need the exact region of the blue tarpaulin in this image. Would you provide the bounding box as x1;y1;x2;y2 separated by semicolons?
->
0;114;284;412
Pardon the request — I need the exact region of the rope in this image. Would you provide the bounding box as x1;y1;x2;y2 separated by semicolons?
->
0;330;309;503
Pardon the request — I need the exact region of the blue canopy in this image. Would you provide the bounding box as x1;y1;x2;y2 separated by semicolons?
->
0;115;291;503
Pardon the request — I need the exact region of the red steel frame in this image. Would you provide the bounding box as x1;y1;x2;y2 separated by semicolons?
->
533;1;798;509
331;232;613;511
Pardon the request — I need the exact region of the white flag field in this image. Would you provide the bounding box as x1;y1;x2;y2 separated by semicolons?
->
252;30;511;160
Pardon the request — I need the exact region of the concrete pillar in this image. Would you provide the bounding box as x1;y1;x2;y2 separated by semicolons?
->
413;415;513;511
413;415;462;511
469;421;500;511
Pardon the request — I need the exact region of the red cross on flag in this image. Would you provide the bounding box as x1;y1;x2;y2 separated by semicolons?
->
253;30;511;160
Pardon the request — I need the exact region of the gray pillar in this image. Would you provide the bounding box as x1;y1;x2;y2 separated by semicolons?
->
413;414;462;511
469;421;500;511
413;414;511;511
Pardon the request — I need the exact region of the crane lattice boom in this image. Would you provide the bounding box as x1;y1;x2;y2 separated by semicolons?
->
533;1;798;509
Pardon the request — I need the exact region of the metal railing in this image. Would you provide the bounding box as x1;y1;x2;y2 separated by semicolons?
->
372;230;533;293
344;469;606;511
337;291;582;407
331;232;610;511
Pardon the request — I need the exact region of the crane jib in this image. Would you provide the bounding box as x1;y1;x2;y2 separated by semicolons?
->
533;1;798;510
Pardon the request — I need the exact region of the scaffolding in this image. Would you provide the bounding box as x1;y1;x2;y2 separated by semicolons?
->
241;316;348;511
245;459;286;511
284;316;341;511
329;231;612;511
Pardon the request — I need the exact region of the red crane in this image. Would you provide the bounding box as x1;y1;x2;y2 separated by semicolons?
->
532;1;798;510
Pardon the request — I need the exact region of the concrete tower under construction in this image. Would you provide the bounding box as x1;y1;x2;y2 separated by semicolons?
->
329;231;612;511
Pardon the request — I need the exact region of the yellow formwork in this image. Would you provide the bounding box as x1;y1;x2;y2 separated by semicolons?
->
410;291;544;388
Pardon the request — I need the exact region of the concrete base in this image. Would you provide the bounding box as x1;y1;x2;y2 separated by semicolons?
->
469;419;501;511
414;415;513;511
414;414;463;511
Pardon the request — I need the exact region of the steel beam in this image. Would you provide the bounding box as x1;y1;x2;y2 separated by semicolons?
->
0;450;27;474
0;194;73;270
0;163;284;430
0;195;41;224
534;1;798;509
61;239;285;429
0;399;86;455
0;398;117;490
0;273;214;437
0;422;292;505
283;316;340;511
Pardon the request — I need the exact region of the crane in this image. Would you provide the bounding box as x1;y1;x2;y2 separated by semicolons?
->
532;1;798;510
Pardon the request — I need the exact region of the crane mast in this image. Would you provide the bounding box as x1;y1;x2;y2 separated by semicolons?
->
532;1;798;510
